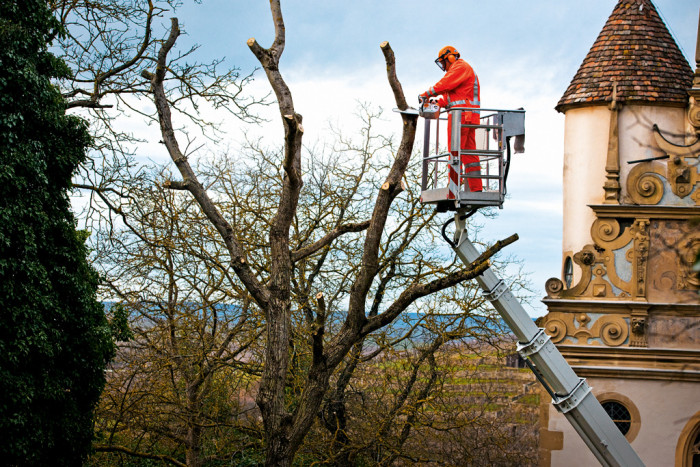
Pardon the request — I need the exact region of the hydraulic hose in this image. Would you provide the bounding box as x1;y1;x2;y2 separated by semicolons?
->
441;208;477;248
503;136;512;197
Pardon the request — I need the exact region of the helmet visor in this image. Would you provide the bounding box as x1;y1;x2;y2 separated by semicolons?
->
435;57;446;71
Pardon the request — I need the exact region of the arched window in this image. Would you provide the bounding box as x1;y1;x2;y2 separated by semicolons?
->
596;392;640;442
564;256;574;289
676;411;700;467
689;430;700;467
602;401;631;435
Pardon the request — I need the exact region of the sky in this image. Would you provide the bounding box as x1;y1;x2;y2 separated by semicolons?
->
135;0;698;316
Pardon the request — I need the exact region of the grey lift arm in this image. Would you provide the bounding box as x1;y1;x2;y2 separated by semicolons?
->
408;102;645;465
452;214;644;467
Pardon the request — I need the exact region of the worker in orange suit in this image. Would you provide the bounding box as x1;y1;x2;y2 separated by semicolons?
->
420;46;482;192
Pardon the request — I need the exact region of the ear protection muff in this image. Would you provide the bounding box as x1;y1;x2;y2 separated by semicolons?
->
435;47;460;71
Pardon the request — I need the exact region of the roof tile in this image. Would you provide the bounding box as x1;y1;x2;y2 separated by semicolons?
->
556;0;693;112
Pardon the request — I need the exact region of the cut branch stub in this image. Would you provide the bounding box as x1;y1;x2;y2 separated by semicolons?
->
315;292;326;322
164;180;190;190
246;37;270;66
283;114;304;134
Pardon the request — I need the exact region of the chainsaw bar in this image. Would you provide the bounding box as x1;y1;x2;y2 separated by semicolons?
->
392;107;419;115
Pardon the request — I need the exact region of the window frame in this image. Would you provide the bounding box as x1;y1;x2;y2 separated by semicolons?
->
676;410;700;467
596;392;641;442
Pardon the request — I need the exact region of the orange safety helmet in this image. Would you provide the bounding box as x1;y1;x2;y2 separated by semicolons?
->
435;46;460;71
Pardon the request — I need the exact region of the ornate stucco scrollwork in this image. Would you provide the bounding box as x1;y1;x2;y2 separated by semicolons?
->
545;278;564;297
544;316;567;344
689;95;700;129
540;312;630;347
654;270;677;291
545;246;598;299
678;230;700;289
592;218;620;243
591;265;610;297
627;162;665;205
623;123;700;205
591;218;635;297
647;220;700;302
599;317;629;346
576;313;591;327
653;123;700;156
670;156;693;198
548;217;653;300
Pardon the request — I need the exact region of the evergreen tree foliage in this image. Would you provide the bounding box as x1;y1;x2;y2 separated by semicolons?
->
0;1;114;464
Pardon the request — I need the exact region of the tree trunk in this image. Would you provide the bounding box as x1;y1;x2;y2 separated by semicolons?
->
185;387;203;467
257;301;293;467
185;426;202;467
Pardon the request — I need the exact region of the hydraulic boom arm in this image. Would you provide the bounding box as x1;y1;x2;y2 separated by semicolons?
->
409;102;645;465
452;213;644;467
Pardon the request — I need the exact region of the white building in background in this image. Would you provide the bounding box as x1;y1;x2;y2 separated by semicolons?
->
537;1;700;465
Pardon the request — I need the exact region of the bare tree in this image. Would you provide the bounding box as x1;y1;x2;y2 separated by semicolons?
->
50;0;265;238
89;175;264;467
87;109;526;465
309;337;539;466
52;1;526;464
131;2;520;464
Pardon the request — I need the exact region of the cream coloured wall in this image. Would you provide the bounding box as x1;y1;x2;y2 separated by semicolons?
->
560;104;687;284
548;377;699;467
562;106;610;283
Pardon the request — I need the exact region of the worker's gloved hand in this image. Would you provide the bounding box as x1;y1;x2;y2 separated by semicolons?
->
419;91;428;101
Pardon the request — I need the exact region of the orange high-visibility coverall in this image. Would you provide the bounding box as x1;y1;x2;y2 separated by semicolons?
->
427;59;482;192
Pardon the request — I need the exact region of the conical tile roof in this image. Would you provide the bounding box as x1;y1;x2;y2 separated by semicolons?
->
556;0;693;112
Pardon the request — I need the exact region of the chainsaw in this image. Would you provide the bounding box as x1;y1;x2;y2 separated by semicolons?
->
418;96;440;119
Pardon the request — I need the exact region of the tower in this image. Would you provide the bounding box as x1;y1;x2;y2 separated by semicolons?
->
538;1;700;465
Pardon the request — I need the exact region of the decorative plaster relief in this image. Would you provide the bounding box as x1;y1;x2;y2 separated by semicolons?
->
627;161;666;205
629;307;649;348
678;230;700;290
603;95;621;204
546;218;650;300
625;125;700;206
542;312;629;347
689;95;700;129
631;219;650;298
